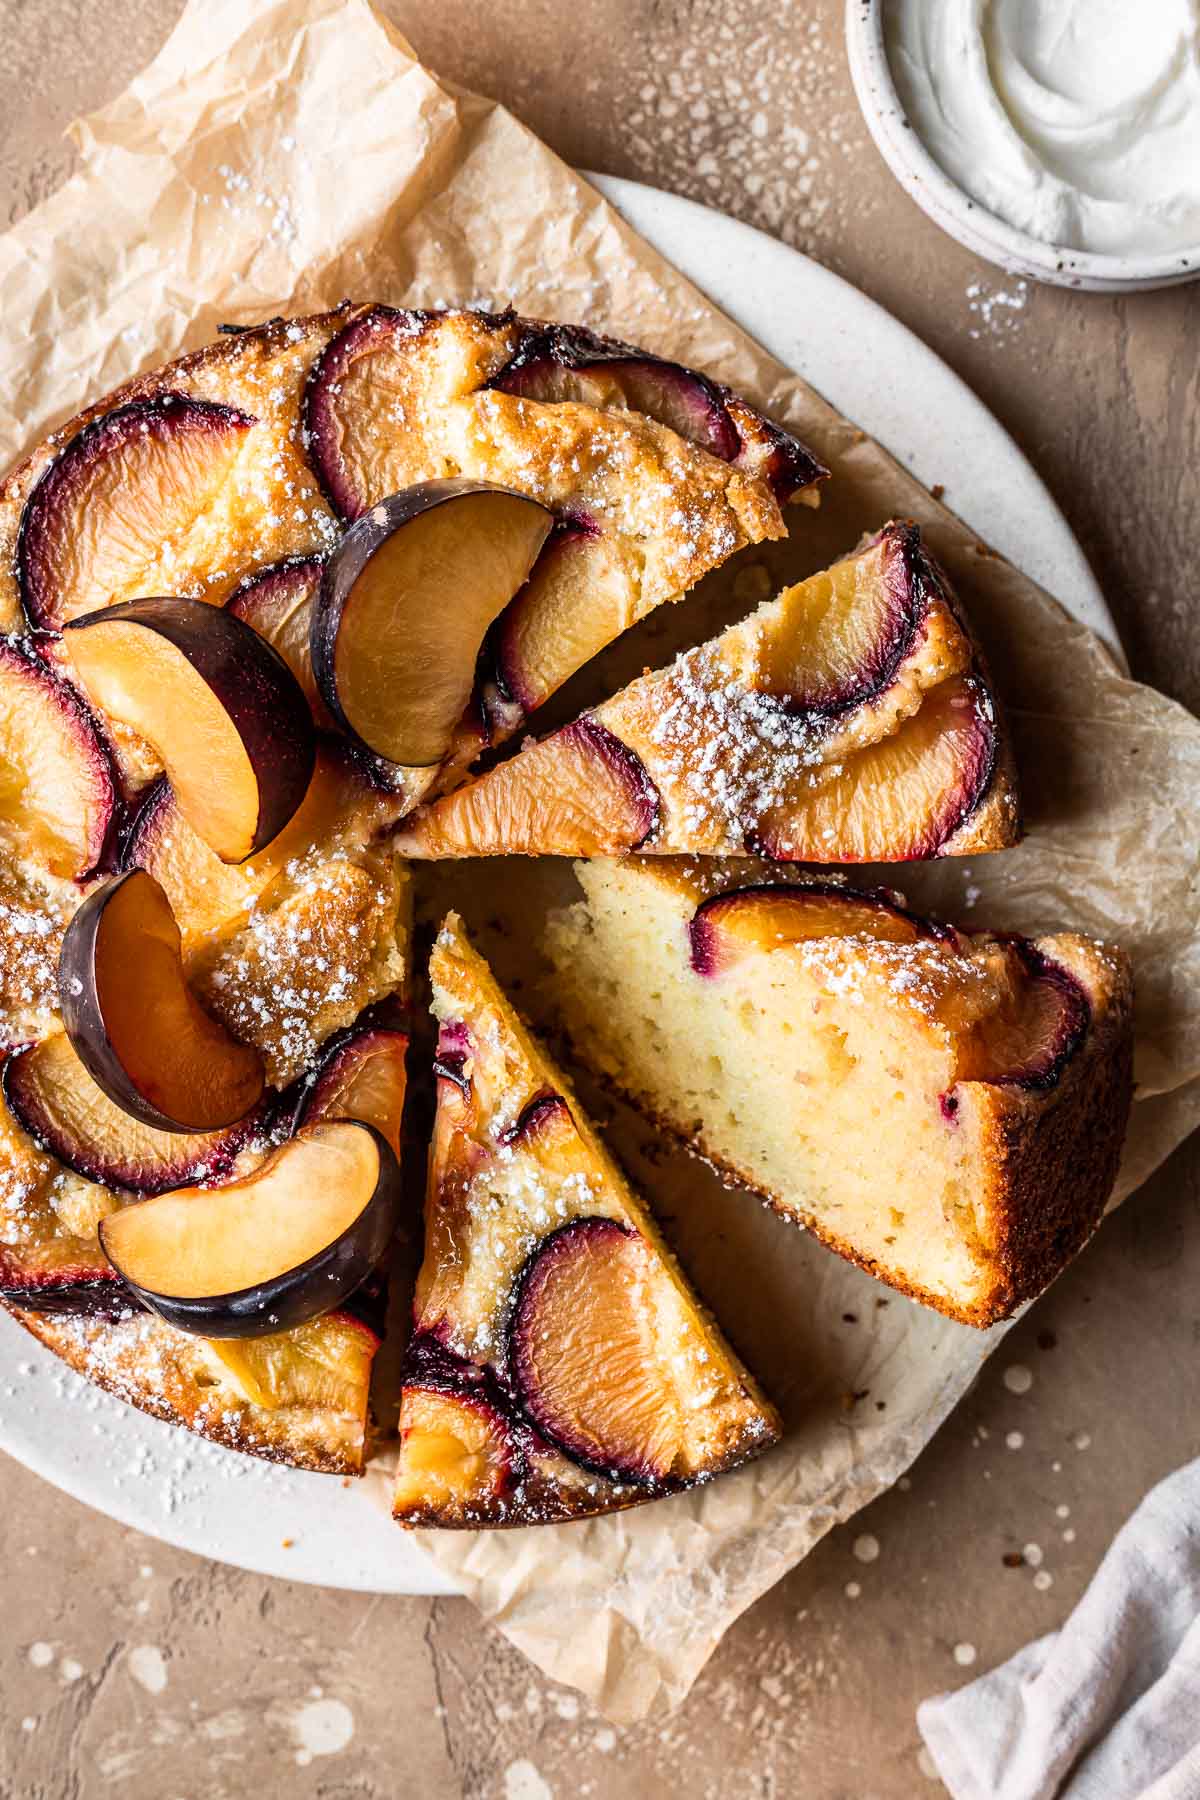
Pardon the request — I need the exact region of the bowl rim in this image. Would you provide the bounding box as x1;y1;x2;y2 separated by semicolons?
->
845;0;1200;294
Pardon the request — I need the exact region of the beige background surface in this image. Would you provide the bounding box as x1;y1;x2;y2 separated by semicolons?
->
0;2;1197;1795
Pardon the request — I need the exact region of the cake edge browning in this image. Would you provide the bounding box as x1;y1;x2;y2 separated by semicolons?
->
547;866;1134;1330
7;1301;375;1476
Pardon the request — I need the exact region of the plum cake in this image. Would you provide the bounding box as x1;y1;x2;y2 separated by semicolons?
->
397;523;1020;862
544;860;1133;1327
0;305;825;816
393;914;780;1527
0;301;820;1475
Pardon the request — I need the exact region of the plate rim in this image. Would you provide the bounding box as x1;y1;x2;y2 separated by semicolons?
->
0;174;1117;1596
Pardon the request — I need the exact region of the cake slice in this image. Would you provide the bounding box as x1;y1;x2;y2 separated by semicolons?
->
392;913;780;1528
397;523;1020;863
544;860;1133;1327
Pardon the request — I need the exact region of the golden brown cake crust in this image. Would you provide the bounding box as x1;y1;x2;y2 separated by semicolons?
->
8;1303;372;1475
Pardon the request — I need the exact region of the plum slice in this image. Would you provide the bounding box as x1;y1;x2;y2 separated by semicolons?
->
310;480;552;768
492;321;826;500
58;869;265;1133
64;597;315;864
497;347;739;462
688;881;952;977
17;394;255;632
0;637;116;881
98;1120;401;1339
3;1032;262;1193
954;941;1092;1094
293;1012;409;1155
488;521;634;719
397;717;660;858
751;675;998;863
227;556;331;727
509;1216;689;1485
754;521;928;715
394;1384;517;1523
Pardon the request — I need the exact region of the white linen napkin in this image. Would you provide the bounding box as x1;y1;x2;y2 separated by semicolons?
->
917;1459;1200;1800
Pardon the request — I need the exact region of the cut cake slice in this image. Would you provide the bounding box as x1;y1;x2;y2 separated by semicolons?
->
392;912;780;1527
543;859;1134;1327
397;523;1020;863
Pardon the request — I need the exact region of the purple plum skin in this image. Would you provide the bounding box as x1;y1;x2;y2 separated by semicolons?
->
508;1215;667;1487
65;597;316;862
99;1121;402;1340
687;880;956;978
1;1042;268;1196
16;394;256;634
0;636;119;882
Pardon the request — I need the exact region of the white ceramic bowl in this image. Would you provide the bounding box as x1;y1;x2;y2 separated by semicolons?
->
845;0;1200;294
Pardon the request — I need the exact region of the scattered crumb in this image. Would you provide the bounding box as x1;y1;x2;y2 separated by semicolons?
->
953;1643;977;1668
852;1534;880;1564
127;1645;168;1696
1005;1431;1024;1451
1002;1363;1033;1395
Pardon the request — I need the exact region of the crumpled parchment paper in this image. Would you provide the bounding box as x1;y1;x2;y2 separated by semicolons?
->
3;0;1198;1724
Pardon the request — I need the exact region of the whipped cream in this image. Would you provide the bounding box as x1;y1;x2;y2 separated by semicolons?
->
885;0;1200;256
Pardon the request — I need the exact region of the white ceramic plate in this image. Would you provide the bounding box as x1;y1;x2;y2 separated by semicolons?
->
0;176;1116;1596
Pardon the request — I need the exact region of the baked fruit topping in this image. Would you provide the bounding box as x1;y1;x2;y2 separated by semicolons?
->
3;1030;263;1194
491;321;824;501
393;1382;517;1522
401;717;661;859
58;869;265;1133
227;555;331;727
0;636;117;881
98;1120;400;1339
310;480;552;767
64;597;315;863
688;880;951;975
119;739;399;945
292;1010;409;1154
16;394;256;632
303;305;824;755
544;860;1134;1326
0;1101;124;1312
397;523;1020;862
201;1312;379;1416
392;913;780;1528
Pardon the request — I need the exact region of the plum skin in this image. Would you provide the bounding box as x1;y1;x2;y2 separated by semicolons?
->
99;1121;403;1340
0;635;119;882
687;881;955;977
16;394;257;634
65;597;317;863
507;1215;671;1488
0;1271;134;1318
309;478;549;766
